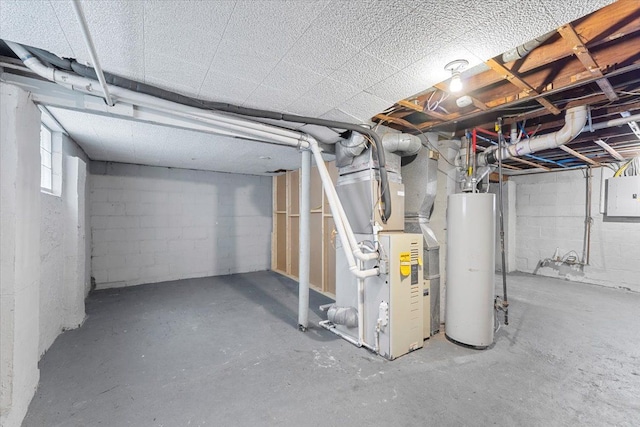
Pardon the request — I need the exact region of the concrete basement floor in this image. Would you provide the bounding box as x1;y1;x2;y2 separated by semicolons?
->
23;271;640;427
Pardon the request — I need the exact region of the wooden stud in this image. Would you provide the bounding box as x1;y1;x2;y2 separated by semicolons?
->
557;23;619;101
559;145;601;166
489;172;509;182
509;156;552;170
593;138;626;161
485;58;562;115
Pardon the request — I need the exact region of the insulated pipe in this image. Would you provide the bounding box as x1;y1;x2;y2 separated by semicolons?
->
298;150;311;331
477;106;588;166
70;0;114;106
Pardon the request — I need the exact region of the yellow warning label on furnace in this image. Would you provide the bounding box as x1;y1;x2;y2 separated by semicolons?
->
400;252;411;276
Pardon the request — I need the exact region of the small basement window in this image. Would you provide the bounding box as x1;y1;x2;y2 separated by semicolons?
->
40;125;53;192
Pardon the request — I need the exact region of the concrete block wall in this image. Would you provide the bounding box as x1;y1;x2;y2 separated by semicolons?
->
89;162;272;288
0;83;41;427
39;134;89;355
511;168;640;292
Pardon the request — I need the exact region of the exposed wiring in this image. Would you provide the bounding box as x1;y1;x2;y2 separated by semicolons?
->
614;157;639;177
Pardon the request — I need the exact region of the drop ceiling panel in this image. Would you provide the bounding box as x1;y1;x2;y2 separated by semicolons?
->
329;51;400;91
311;0;412;49
49;0;146;80
142;0;234;60
282;27;361;77
0;0;75;56
338;92;392;123
366;70;428;105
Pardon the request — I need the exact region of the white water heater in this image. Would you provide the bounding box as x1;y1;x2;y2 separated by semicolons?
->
445;193;496;348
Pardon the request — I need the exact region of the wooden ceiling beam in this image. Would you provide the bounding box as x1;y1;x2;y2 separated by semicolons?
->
463;1;640;94
499;163;522;171
593;138;626;161
372;113;416;129
433;82;489;111
557;23;619;101
509;156;551;170
397;99;452;122
485;58;561;115
559;145;601;166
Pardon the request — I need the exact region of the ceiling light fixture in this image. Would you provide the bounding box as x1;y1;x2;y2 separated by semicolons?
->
444;59;469;93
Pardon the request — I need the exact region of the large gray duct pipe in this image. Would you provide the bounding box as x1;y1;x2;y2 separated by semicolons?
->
382;133;422;156
477;105;588;166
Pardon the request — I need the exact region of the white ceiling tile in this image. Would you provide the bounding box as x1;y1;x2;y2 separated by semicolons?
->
143;0;234;61
320;108;362;123
338;92;393;122
329;51;400;91
295;77;361;111
206;38;281;86
243;85;300;112
0;0;75;57
286;97;334;118
365;70;428;105
401;43;485;90
221;0;330;59
144;52;208;97
543;0;616;27
261;61;325;96
363;11;442;69
282;27;360;77
49;0;146;80
198;70;260;104
311;0;413;49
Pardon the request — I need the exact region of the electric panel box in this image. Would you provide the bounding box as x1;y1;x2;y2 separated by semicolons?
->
606;176;640;217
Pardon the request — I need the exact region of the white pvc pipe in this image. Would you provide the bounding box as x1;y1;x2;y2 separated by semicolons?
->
307;139;379;279
584;113;640;132
71;0;114;106
478;106;588;166
298;150;311;330
5;41;306;149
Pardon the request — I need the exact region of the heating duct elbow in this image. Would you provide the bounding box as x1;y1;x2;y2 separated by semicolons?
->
477;105;588;166
382;133;422;156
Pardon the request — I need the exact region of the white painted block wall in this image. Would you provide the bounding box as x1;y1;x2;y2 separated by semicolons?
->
512;168;640;292
89;162;272;288
0;83;41;427
39;134;89;354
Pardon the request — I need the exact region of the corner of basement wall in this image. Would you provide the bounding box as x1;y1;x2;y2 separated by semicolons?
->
511;168;640;293
0;83;42;427
89;162;273;289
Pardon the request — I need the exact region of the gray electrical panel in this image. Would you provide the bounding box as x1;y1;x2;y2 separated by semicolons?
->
606;176;640;217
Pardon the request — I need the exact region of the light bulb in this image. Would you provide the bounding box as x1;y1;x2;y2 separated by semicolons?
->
449;72;462;92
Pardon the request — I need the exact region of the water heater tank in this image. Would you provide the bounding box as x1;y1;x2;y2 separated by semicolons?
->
445;193;496;348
